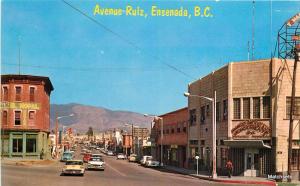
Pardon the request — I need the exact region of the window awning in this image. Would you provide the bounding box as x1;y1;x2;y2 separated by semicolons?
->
223;139;271;149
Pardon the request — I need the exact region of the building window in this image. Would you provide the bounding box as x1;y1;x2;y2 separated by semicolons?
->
15;86;21;101
200;140;205;145
29;87;35;102
3;86;8;101
166;129;169;134
253;97;260;119
189;109;196;126
2;110;8;126
286;97;300;119
177;127;181;133
292;149;300;170
26;135;37;153
190;140;198;145
28;111;36;126
233;98;241;119
243;98;250;119
13;138;23;153
171;128;174;134
216;102;221;122
263;96;271;118
14;111;21;125
206;105;210;116
183;127;187;133
223;100;228;120
200;106;206;124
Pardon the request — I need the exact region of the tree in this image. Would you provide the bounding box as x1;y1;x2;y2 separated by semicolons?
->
86;127;94;140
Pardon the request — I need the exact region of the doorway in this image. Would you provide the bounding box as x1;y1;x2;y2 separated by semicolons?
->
244;149;259;177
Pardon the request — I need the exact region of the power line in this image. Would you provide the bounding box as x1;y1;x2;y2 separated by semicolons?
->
61;0;195;80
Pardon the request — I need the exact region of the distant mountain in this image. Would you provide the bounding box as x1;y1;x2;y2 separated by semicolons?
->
50;103;153;133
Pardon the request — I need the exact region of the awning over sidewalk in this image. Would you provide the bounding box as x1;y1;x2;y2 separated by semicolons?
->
223;139;271;149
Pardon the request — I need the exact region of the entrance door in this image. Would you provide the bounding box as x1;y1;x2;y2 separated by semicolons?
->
244;149;259;177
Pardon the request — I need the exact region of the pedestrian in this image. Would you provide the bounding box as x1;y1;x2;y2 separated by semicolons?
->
40;148;44;160
225;159;233;178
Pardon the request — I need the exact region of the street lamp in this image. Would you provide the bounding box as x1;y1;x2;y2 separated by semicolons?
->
184;91;217;179
144;114;164;166
55;113;74;158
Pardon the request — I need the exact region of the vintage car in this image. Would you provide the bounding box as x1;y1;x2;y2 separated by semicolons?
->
116;153;126;160
61;160;85;176
145;157;160;167
83;153;92;163
86;157;105;171
128;154;137;162
60;152;73;162
140;155;152;166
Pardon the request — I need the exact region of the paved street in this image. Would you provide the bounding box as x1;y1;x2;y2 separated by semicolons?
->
1;148;245;186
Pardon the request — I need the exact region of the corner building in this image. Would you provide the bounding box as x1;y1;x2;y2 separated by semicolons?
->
187;59;300;179
1;75;54;159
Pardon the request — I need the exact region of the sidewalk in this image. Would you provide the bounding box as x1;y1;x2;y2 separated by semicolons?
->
162;165;277;186
1;157;60;167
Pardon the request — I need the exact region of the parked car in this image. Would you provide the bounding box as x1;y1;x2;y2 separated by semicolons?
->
116;153;126;160
60;152;73;162
86;157;105;171
145;157;160;167
128;154;137;162
61;160;85;176
91;154;102;158
140;155;152;166
83;153;92;163
107;151;114;156
81;148;87;155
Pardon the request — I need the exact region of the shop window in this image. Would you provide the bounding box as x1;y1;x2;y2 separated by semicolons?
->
223;100;228;120
233;98;241;119
216;102;221;122
26;137;37;153
263;96;271;118
286;97;300;119
14;111;21;125
189;109;196;126
243;98;250;119
3;86;8;101
15;86;21;101
13;138;23;153
200;106;205;124
2;110;8;125
29;87;35;102
253;97;261;119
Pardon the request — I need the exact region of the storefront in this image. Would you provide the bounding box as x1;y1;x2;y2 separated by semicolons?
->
1;130;49;159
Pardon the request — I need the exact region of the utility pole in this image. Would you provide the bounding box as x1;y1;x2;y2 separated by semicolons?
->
55;112;58;158
288;47;300;182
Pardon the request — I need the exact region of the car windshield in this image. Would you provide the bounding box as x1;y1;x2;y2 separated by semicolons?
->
66;161;83;165
63;153;72;157
90;157;103;161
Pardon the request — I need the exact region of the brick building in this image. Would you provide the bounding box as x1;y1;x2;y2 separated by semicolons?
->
153;107;188;168
187;58;300;179
1;75;54;159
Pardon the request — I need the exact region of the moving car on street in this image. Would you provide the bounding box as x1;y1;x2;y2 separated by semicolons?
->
116;153;126;160
107;151;114;156
86;157;105;171
83;153;92;163
128;154;137;162
61;160;85;176
60;151;73;162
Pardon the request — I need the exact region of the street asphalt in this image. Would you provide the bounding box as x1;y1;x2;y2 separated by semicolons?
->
1;147;256;186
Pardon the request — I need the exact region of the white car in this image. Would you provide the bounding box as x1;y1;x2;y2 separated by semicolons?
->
145;158;160;167
86;157;105;171
116;153;126;160
61;160;85;176
140;155;152;165
107;151;114;156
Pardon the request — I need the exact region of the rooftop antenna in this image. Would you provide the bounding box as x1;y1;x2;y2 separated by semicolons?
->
252;0;255;61
18;35;21;75
247;41;250;61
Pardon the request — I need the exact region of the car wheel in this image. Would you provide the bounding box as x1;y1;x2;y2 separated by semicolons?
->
60;173;65;176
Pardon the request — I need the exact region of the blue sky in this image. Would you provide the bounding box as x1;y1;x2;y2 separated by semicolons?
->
2;0;300;115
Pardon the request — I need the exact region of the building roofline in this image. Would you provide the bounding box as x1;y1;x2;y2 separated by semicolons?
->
1;74;54;92
158;107;188;117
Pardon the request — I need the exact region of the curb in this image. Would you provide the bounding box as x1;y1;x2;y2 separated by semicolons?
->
163;167;276;186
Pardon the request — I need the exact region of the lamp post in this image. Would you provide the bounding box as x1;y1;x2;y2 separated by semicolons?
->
55;113;74;158
144;114;164;166
184;91;217;179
